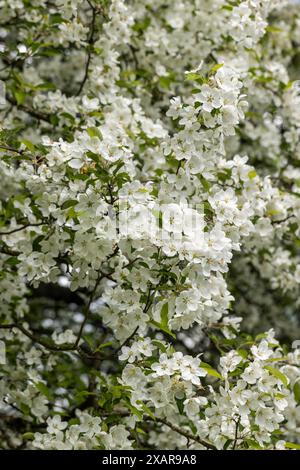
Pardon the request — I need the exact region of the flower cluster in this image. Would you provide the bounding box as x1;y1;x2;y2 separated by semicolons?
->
0;0;300;451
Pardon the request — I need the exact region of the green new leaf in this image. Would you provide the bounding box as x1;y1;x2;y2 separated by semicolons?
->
87;127;102;139
5;256;20;266
35;382;51;399
248;170;257;180
200;361;223;380
266;26;283;33
264;366;288;387
21;139;35;152
160;302;169;328
285;442;300;450
137;402;156;420
185;72;201;81
196;174;211;192
23;432;34;441
293;381;300;404
126;403;143;420
96;341;114;350
61;199;78;210
185;72;206;85
246;439;263;450
14;89;26;105
152;340;167;353
150;320;176;339
237;349;248;359
175;397;185;415
210;63;224;74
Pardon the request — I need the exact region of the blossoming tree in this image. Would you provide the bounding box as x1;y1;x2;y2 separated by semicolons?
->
1;0;300;450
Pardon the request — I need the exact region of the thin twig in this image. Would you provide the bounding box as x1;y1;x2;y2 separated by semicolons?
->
0;323;76;352
115;326;139;355
148;417;216;450
6;94;52;124
0;223;44;236
76;1;96;96
74;271;103;347
88;408;216;449
272;215;293;224
0;145;24;155
232;416;241;450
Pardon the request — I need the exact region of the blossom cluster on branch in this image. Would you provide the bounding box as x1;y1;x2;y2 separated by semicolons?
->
1;0;300;450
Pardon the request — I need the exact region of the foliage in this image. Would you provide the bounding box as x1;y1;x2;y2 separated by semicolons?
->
1;0;300;450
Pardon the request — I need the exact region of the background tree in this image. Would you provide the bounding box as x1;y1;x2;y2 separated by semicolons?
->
1;0;300;450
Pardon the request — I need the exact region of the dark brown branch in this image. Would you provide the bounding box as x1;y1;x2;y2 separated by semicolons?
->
271;215;293;224
79;408;216;449
114;326;139;355
0;145;24;155
146;417;216;450
232;416;241;450
6;94;52;124
0;323;76;352
0;223;44;236
74;271;103;347
76;1;97;96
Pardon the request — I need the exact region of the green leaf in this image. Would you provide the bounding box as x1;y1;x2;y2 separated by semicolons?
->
267;356;288;363
136;427;147;435
264;366;288;387
35;81;56;91
223;439;233;450
112;160;125;175
248;170;257;180
185;72;201;81
87;127;102;139
210;63;224;74
175;397;185;415
255;332;267;341
150;320;176;339
50;114;59;126
23;432;34;441
222;5;233;11
61;199;78;210
200;361;223;380
95;341;114;351
160;302;169;328
152;340;167;353
101;421;108;433
20;403;31;415
275;392;286;399
111;385;127;399
32;234;44;252
285;442;300;450
246;439;263;450
21;139;35;152
237;349;248;359
137;402;156;420
132;17;151;33
159;75;174;90
75;390;97;403
266;26;283;33
126;403;143;420
14;89;26;105
293;381;300;404
196;174;211;191
5;256;20;266
35;381;51;399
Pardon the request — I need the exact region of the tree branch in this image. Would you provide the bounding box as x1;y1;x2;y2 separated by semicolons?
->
76;1;97;96
0;323;76;352
74;271;103;348
0;223;44;236
147;416;216;450
5;94;53;124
